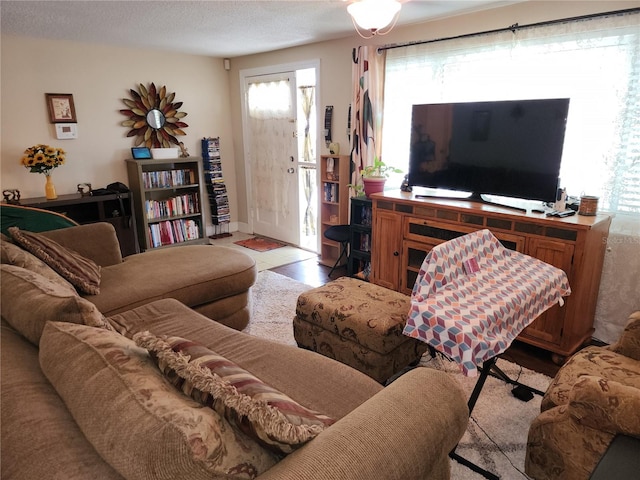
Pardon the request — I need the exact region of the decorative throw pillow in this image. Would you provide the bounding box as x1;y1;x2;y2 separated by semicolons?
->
1;237;74;290
0;264;111;345
40;322;277;480
135;332;335;454
8;226;101;295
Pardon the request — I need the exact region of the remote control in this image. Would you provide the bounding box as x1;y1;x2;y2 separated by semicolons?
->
547;210;576;218
556;210;576;217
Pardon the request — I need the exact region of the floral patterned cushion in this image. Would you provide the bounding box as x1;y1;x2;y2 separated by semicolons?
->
609;311;640;361
293;277;428;383
135;331;335;455
8;226;101;295
295;277;416;354
0;264;110;345
526;375;640;479
567;375;640;435
541;345;640;411
40;322;278;480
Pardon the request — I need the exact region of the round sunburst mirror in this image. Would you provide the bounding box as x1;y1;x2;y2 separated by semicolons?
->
120;83;188;148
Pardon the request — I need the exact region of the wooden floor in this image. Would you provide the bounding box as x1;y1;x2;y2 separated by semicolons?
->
271;258;563;378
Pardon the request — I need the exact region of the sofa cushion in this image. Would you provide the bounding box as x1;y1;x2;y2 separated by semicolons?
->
39;321;278;480
0;321;124;480
8;226;101;294
107;299;383;421
0;264;110;345
0;236;74;289
135;332;335;454
87;245;256;319
566;375;640;435
541;345;640;411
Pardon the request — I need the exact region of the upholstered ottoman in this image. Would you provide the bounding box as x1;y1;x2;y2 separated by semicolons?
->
293;277;428;383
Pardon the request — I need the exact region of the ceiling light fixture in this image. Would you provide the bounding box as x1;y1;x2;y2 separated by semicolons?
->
347;0;402;39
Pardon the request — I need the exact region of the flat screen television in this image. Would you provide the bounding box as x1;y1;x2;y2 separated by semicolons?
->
408;98;570;205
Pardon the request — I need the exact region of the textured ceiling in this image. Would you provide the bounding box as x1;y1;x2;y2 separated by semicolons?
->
1;0;515;57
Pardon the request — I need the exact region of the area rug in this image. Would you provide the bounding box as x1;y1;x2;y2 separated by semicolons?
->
234;236;286;252
247;270;310;343
249;270;550;480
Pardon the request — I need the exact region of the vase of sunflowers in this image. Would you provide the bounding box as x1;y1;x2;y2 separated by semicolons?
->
21;144;66;199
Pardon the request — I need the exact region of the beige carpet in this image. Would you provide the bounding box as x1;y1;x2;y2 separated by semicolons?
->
249;270;550;479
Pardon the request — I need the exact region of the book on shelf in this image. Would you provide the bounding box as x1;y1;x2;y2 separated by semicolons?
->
201;137;221;160
144;193;200;220
361;206;372;226
148;219;200;247
323;182;339;202
354;261;371;281
360;233;370;252
142;169;195;189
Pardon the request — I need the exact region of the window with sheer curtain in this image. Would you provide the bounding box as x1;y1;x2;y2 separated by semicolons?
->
382;11;640;214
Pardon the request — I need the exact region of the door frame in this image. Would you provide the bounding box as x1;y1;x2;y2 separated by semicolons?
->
239;59;321;240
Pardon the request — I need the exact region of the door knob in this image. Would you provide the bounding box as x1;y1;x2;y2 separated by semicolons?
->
287;167;295;174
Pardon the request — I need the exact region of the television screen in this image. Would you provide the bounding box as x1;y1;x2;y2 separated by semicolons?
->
408;98;570;203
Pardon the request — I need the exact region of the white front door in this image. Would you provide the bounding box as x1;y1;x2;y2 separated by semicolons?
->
245;72;299;245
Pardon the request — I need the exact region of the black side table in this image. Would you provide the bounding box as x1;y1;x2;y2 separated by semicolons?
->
19;192;139;257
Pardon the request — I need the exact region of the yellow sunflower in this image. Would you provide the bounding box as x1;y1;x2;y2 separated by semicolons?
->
21;144;65;174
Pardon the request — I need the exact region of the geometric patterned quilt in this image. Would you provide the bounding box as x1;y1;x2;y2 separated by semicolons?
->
403;229;571;376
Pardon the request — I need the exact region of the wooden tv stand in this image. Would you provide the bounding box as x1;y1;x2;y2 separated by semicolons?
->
370;190;612;360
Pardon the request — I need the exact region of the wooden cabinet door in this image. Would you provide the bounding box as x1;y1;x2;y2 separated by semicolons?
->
371;210;402;290
520;238;575;345
401;239;441;295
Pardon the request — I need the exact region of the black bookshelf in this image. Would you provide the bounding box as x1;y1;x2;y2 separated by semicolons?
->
348;196;372;281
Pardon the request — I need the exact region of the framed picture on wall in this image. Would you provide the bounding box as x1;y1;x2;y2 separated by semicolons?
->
46;93;77;123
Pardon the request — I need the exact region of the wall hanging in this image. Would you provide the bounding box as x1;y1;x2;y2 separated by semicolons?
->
46;93;77;123
120;83;188;148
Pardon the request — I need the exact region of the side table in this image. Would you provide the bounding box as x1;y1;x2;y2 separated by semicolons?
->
19;192;139;257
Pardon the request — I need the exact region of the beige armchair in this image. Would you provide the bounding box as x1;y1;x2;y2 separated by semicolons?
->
525;311;640;480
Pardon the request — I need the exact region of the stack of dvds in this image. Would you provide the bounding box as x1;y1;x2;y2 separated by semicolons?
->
201;137;231;238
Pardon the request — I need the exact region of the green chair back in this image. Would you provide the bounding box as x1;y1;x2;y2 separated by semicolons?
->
1;204;78;236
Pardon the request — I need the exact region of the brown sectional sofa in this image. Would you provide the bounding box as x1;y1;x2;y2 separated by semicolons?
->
28;222;257;330
1;221;470;479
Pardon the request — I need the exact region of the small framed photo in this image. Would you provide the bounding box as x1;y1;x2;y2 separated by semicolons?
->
46;93;77;123
131;146;152;159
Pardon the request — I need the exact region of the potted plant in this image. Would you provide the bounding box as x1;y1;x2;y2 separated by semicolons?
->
358;158;403;197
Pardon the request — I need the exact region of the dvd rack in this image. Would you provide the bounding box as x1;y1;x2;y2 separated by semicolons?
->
201;137;231;238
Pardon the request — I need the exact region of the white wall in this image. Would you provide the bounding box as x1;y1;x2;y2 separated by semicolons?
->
1;35;236;233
